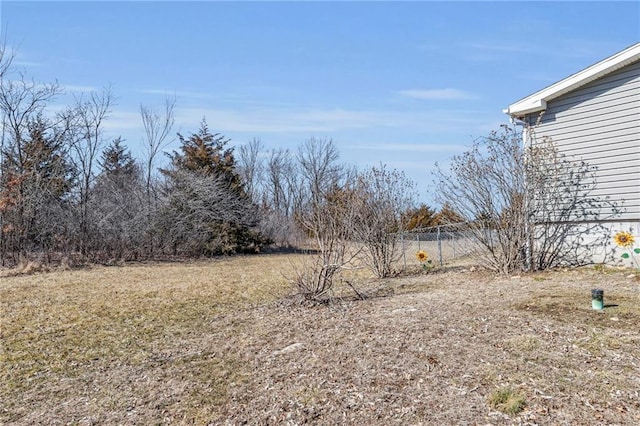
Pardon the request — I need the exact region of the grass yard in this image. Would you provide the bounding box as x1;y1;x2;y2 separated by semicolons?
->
1;254;640;424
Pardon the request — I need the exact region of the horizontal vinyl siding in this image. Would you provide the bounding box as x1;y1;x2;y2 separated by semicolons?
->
549;67;640;112
535;107;639;140
527;60;640;222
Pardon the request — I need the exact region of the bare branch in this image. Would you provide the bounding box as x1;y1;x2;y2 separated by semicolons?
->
140;96;176;200
237;137;264;203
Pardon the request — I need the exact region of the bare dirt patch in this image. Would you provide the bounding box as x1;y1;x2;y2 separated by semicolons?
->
2;257;640;425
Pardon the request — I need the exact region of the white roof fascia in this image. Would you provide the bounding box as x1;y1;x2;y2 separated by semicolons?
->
504;42;640;117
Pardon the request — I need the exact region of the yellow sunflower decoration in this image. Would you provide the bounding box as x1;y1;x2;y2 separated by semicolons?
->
416;250;428;262
614;231;635;248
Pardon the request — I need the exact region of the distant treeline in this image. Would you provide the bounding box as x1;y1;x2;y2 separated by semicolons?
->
0;43;459;267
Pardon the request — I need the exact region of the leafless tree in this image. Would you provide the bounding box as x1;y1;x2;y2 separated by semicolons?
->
67;86;113;255
290;137;360;300
267;149;296;213
297;137;343;207
156;169;259;256
435;125;527;273
524;132;619;270
0;63;63;261
435;124;619;273
237;137;264;203
0;35;15;79
258;148;303;246
0;72;61;161
140;97;175;205
353;165;416;278
90;137;147;261
0;116;74;262
293;184;361;300
139;97;175;256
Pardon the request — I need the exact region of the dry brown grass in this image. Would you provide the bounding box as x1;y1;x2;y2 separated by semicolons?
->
2;256;640;425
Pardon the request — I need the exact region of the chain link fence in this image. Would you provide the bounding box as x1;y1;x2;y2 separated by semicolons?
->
396;223;479;269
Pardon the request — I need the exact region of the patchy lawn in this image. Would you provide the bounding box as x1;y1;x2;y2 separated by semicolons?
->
1;256;639;424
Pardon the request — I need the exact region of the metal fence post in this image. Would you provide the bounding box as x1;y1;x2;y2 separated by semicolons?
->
453;231;457;259
401;232;406;269
437;225;443;266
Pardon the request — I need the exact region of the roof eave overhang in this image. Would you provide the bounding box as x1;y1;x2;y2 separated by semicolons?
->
502;99;547;118
504;42;640;118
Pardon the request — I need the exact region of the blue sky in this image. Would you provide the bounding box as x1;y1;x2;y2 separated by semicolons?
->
1;1;639;204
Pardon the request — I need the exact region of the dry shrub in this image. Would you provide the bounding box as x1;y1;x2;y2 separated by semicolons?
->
13;257;46;275
22;260;43;275
289;256;341;302
435;125;619;273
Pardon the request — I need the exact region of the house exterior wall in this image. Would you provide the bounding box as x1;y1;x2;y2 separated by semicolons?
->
523;60;640;223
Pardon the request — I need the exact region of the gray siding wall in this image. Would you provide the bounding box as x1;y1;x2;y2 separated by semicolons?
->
525;60;640;221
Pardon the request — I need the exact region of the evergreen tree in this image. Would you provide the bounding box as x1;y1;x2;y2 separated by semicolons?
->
403;204;438;230
90;138;146;260
99;137;138;179
167;119;242;192
159;119;267;255
0;116;75;255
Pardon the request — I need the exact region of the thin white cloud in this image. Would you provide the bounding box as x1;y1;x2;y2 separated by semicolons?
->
174;107;401;133
461;38;623;61
13;60;44;68
140;88;306;110
175;104;494;135
398;88;476;100
92;102;494;149
63;84;101;93
3;47;45;68
347;142;469;153
292;108;393;128
139;88;211;100
102;110;143;132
